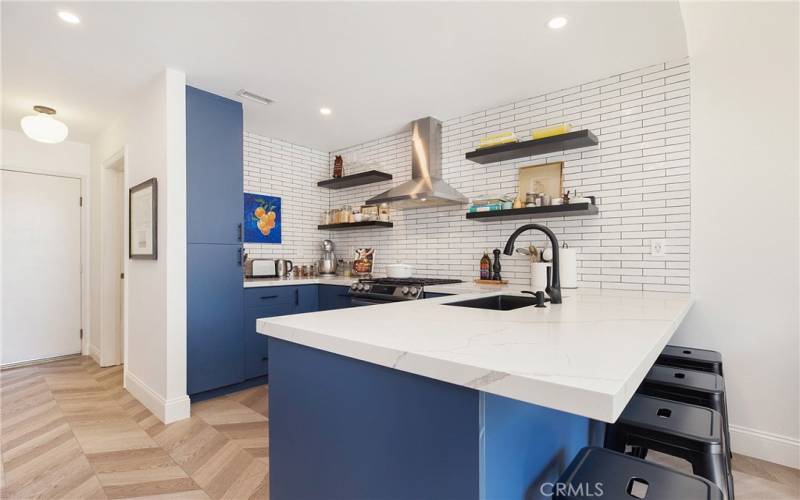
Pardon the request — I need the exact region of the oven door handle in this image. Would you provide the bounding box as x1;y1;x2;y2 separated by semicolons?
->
350;298;386;307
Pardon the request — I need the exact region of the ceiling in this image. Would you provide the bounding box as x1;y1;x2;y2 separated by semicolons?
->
2;2;687;151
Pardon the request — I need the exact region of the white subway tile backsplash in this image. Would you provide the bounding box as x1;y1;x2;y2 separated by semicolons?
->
243;61;690;291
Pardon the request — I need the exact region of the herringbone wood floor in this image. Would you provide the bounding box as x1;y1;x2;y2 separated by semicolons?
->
1;356;798;499
1;356;268;499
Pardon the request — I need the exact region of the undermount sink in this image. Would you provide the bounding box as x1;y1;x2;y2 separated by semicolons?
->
443;294;538;311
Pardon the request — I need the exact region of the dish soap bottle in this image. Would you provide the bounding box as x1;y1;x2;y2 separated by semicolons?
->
480;251;491;280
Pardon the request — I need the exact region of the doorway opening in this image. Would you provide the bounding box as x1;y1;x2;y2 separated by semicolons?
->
97;148;127;367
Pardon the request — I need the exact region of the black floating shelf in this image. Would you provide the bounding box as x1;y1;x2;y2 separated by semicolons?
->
466;202;598;222
317;170;393;190
465;130;598;165
318;221;394;230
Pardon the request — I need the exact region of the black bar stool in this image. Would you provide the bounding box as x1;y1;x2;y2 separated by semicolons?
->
639;364;732;459
554;447;724;499
658;345;723;376
605;394;733;500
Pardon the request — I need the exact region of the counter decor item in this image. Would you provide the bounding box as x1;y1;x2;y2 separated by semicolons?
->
480;251;491;280
386;263;414;278
477;131;518;149
531;123;572;140
518;162;563;204
468;194;513;213
530;262;552;292
244;192;281;243
361;205;378;221
492;248;502;281
319;240;337;276
353;248;375;275
379;203;390;222
129;177;157;259
276;259;293;277
559;243;578;289
333;155;343;178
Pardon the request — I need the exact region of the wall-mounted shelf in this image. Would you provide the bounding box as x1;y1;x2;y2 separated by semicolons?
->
318;221;394;230
317;170;393;190
466;202;598;222
465;130;598;165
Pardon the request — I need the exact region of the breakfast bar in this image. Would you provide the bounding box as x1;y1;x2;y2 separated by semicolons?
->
258;288;693;499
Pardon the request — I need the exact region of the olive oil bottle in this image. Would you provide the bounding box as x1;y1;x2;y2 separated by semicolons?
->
480;251;491;280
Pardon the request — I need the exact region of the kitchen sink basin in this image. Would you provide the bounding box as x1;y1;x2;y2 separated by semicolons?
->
443;294;538;311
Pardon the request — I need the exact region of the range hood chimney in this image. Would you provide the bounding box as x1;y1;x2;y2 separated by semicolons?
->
365;117;467;209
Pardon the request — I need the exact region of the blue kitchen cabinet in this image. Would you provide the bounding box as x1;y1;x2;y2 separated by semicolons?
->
244;302;293;379
186;86;245;397
243;285;322;379
186;86;243;245
318;285;352;311
295;285;319;313
187;243;245;395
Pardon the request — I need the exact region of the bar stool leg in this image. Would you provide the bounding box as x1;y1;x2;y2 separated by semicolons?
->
693;452;731;500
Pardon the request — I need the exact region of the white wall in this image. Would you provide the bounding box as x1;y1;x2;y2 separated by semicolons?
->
677;1;799;468
330;61;691;290
1;129;92;357
90;68;189;423
242;134;330;264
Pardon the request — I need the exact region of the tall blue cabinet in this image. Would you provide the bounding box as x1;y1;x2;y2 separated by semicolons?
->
186;86;244;396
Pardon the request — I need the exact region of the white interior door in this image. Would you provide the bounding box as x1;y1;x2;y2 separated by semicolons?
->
1;169;82;365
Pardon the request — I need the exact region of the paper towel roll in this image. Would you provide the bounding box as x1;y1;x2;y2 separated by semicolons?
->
559;248;578;289
530;262;551;292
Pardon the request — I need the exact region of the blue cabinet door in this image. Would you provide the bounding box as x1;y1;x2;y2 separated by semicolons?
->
318;285;352;311
187;243;244;395
186;86;243;245
244;302;293;379
295;285;319;313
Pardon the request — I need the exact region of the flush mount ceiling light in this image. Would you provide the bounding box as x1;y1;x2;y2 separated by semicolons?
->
319;107;332;116
547;16;568;30
20;106;69;144
236;89;275;106
58;11;81;24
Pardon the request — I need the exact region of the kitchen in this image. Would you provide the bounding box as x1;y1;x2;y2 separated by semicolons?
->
1;2;798;500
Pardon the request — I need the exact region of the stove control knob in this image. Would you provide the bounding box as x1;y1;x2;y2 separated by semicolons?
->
363;284;371;292
409;287;419;296
401;286;410;295
350;283;359;290
357;283;364;291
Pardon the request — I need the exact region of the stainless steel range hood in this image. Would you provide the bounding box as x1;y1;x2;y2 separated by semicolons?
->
366;117;468;209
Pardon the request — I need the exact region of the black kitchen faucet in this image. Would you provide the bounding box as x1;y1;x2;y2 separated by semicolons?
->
503;224;562;304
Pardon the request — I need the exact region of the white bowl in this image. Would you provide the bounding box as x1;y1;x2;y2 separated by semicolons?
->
386;264;414;278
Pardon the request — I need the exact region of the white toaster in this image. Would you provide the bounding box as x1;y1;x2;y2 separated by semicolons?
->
246;259;278;278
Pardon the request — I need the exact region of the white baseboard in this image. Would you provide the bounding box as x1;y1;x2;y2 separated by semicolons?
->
124;371;190;424
731;424;800;469
89;344;101;365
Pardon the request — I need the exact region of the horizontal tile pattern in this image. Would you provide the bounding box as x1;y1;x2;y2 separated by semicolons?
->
325;59;691;291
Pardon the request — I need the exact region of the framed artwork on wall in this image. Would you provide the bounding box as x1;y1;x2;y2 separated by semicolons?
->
129;177;157;259
244;192;282;243
517;162;563;201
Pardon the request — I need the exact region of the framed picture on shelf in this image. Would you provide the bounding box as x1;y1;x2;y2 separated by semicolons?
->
129;178;158;259
244;193;282;243
517;161;563;201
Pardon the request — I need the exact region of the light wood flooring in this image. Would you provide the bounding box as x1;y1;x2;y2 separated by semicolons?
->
1;356;798;499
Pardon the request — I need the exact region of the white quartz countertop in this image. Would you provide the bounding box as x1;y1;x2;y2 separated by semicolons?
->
244;276;355;288
257;288;693;422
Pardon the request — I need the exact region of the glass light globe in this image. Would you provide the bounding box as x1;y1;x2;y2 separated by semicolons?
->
20;112;69;144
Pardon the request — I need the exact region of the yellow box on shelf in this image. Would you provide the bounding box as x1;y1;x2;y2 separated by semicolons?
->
532;123;572;140
478;131;518;149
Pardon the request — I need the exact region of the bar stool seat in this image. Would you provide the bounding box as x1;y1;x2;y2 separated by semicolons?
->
639;364;732;458
606;395;733;499
554;447;724;500
658;345;723;375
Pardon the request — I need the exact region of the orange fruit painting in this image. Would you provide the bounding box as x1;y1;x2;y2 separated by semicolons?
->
244;193;281;243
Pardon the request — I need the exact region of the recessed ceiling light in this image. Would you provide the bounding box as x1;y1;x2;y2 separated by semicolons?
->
58;11;81;24
319;107;332;116
547;16;568;30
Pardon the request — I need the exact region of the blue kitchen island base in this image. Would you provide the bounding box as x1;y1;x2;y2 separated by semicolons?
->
268;338;601;500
